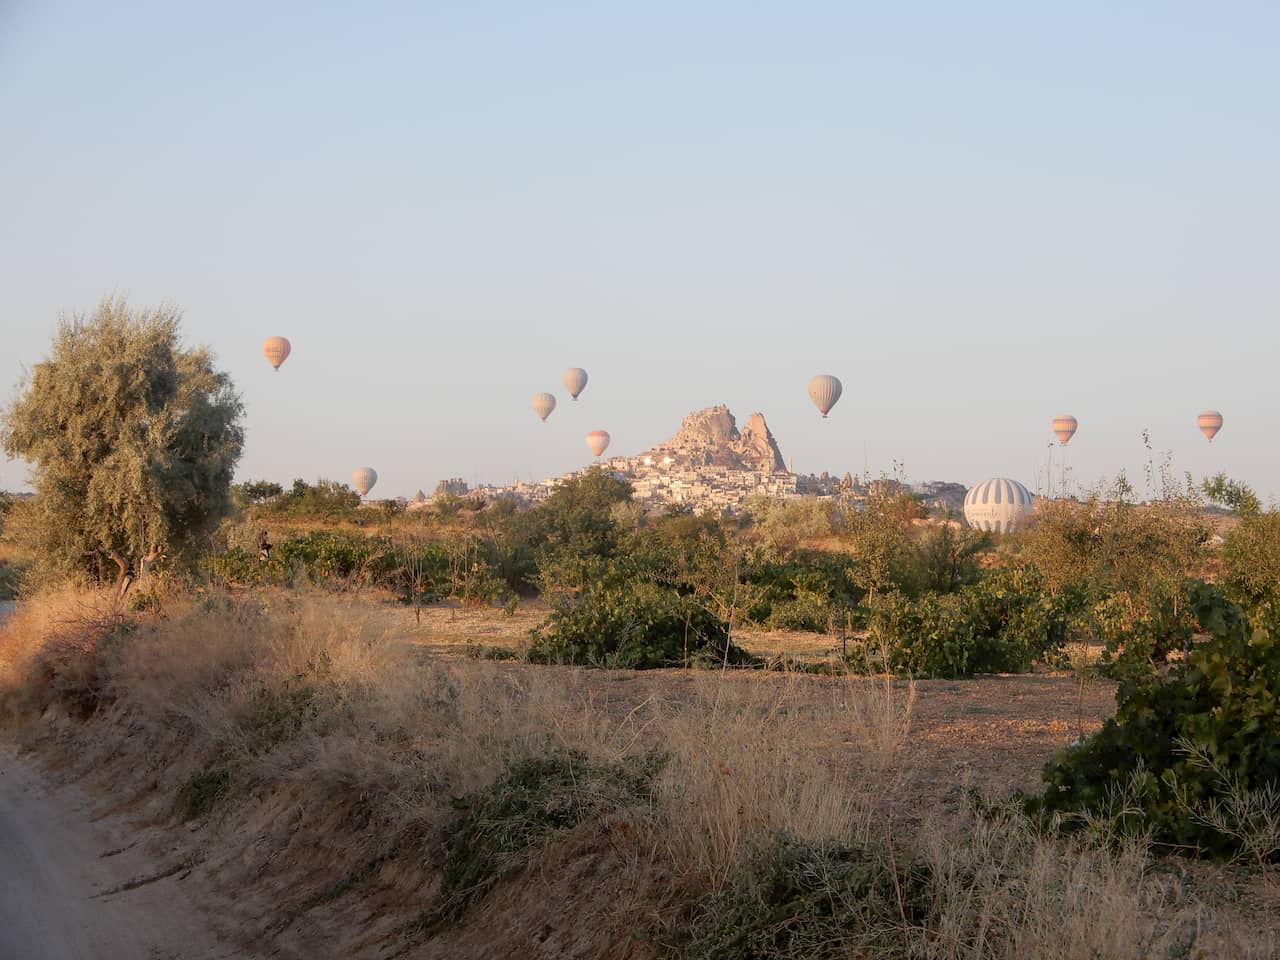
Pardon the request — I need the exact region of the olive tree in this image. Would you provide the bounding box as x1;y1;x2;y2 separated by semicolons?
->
2;298;244;592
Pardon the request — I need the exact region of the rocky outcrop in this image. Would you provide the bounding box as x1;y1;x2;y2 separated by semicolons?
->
642;405;787;473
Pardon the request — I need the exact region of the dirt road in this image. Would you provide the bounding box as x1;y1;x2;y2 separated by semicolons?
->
0;743;239;959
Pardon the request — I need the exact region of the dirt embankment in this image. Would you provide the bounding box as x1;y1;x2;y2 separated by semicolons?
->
0;743;238;960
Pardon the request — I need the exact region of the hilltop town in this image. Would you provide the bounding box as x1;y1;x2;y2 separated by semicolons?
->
409;405;967;515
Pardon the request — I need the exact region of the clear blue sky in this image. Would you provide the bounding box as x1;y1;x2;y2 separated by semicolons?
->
3;2;1277;500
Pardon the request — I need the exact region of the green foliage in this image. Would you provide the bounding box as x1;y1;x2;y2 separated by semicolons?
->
863;590;979;678
205;530;454;599
841;481;926;602
1090;588;1196;681
745;552;863;632
173;765;232;821
1202;472;1261;517
419;749;662;932
1219;510;1280;633
1;297;244;582
260;478;362;521
522;467;633;563
675;833;932;960
862;566;1071;678
528;579;754;669
913;523;990;594
1033;583;1280;861
745;496;834;554
233;479;284;506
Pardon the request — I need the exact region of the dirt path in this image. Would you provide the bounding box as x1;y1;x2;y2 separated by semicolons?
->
0;743;239;960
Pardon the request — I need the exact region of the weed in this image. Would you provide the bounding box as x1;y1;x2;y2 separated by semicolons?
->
173;765;232;821
417;748;663;933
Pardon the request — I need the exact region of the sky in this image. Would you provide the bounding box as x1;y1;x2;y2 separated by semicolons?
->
2;2;1277;500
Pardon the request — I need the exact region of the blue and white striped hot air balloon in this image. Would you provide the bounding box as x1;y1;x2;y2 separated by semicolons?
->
963;478;1035;533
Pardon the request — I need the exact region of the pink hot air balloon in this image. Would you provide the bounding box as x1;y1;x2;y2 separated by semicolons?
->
1051;415;1078;445
1198;410;1223;442
262;336;291;371
585;430;611;458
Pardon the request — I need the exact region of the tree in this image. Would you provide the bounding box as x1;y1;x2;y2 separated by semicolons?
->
234;479;284;506
2;298;244;591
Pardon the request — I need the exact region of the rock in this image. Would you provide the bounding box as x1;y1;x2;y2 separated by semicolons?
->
641;404;787;473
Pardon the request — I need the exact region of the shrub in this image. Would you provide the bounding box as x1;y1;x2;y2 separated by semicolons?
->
527;581;754;669
863;590;978;678
862;568;1071;678
1032;583;1280;861
1220;510;1280;632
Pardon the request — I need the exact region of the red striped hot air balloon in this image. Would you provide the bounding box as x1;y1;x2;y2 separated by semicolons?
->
1051;415;1078;445
262;336;291;371
1198;410;1223;442
586;430;610;458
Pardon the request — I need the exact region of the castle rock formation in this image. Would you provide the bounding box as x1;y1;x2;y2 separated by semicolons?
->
641;404;787;473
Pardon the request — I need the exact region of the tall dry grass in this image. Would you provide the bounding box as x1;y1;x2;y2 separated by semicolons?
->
0;588;1274;959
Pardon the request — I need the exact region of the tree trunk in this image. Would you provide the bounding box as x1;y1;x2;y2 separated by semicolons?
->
108;551;132;601
139;543;162;583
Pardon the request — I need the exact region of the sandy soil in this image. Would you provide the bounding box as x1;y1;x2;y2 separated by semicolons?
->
0;743;240;960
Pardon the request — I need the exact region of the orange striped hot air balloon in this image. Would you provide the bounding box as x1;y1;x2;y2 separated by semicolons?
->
262;336;291;370
586;430;610;458
1051;415;1078;445
1197;410;1223;442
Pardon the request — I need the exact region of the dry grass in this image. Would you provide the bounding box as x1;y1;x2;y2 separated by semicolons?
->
1;587;1275;959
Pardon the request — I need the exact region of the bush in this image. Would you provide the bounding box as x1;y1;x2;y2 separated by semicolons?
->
863;590;978;678
862;567;1071;678
1220;510;1280;632
527;581;754;669
1032;583;1280;862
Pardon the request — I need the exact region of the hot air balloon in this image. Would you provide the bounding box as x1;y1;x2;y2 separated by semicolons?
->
963;478;1035;533
262;336;291;371
1198;410;1223;442
586;430;610;458
807;375;842;418
351;467;378;497
563;367;588;401
531;392;557;422
1051;415;1078;445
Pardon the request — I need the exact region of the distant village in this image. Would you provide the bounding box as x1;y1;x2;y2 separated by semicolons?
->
400;405;968;517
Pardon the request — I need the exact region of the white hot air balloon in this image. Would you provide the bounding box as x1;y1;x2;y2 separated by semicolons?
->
351;467;378;497
963;478;1035;533
807;375;842;418
563;367;588;401
585;430;610;458
262;336;291;371
531;392;557;422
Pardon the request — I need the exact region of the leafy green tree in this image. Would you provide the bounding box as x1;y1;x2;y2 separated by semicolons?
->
524;467;633;561
841;481;924;603
233;479;284;506
2;298;244;590
1202;472;1261;517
